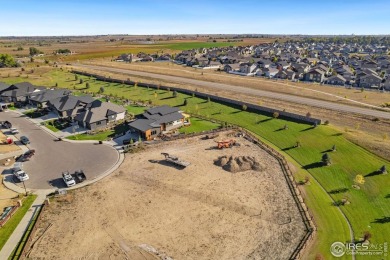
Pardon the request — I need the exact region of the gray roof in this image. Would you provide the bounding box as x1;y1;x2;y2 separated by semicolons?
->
1;82;43;98
0;82;10;92
29;89;71;103
129;105;184;132
49;95;94;112
144;105;179;118
75;100;126;124
128;119;160;132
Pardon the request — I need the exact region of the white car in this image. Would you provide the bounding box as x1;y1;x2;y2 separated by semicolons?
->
10;128;19;134
14;170;29;182
62;171;76;187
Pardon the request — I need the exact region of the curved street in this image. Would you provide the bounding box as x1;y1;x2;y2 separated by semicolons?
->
1;111;119;190
74;64;390;120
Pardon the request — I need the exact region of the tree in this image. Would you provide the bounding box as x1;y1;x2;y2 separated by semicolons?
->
29;47;42;56
332;145;336;152
242;104;247;111
207;96;211;103
322;153;331;165
354;174;365;185
0;54;18;68
75;75;78;81
79;79;83;84
172;90;177;98
183;99;188;106
273;112;279;119
99;86;105;94
380;165;387;174
86;82;90;89
363;231;372;242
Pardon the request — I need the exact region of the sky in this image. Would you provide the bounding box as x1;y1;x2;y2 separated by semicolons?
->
1;0;390;36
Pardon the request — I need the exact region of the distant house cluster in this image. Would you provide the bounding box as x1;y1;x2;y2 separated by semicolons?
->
169;42;390;90
115;52;172;63
0;82;125;130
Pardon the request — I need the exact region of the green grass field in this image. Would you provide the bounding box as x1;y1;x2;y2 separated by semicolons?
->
179;117;221;134
0;195;37;251
3;69;390;259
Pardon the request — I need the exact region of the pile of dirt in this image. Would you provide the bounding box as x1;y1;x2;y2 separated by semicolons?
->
215;155;265;173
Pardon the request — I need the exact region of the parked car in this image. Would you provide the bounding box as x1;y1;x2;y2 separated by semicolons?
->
20;136;30;145
14;170;29;182
74;170;86;183
10;128;19;134
1;121;12;129
22;149;36;161
62;171;76;187
13;162;23;172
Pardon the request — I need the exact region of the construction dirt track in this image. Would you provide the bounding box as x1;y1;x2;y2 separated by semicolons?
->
73;64;390;120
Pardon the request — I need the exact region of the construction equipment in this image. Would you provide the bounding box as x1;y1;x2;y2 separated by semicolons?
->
202;133;219;140
215;139;236;149
161;153;190;167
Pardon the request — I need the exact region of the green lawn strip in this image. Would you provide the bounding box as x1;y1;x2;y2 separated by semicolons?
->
125;104;148;115
0;195;37;251
10;202;43;259
179;117;220;134
66;124;129;141
4;70;390;258
66;130;114;141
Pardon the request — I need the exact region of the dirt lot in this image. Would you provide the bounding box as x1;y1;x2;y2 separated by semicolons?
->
0;175;19;211
0;132;20;155
27;132;306;259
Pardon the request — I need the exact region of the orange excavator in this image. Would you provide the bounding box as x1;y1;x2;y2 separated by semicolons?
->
215;139;236;149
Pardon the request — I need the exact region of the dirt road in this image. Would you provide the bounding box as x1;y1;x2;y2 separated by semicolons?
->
73;64;390;120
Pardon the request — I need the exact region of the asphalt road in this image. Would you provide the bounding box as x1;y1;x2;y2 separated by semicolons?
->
1;111;119;189
74;64;390;120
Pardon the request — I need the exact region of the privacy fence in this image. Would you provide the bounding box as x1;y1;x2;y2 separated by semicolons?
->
72;70;322;125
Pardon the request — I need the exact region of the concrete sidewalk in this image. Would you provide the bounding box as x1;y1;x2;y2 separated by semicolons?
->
0;191;48;259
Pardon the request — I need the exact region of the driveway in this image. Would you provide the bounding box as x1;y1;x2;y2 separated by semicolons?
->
1;111;119;190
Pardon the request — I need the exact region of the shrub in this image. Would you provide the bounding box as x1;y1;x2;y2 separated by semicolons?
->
273;112;279;119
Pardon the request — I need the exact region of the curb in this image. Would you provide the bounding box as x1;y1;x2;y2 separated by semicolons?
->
2;110;125;194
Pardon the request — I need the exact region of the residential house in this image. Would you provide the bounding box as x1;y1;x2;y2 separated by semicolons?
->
359;74;382;88
48;95;95;118
129;105;184;141
304;69;325;83
325;75;347;86
0;82;43;103
224;63;241;73
74;100;126;130
239;63;258;74
263;68;279;78
28;89;71;108
383;78;390;91
274;70;288;79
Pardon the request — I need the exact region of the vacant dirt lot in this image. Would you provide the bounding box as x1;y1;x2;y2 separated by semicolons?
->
0;132;20;155
27;132;306;259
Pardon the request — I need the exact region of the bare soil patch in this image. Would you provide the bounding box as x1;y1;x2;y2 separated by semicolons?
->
0;132;20;156
28;132;306;259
